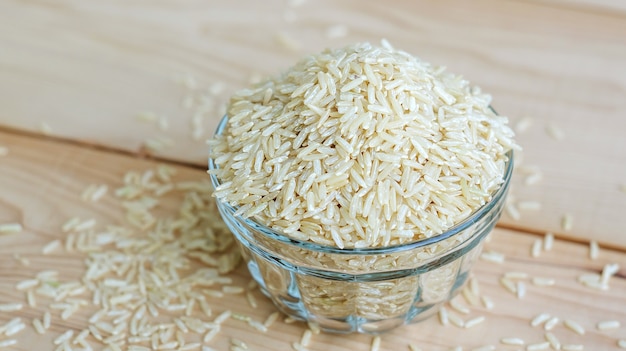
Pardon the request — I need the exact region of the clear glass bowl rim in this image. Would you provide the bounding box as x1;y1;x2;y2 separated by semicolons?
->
208;114;513;256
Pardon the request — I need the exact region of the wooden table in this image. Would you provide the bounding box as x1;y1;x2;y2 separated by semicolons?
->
1;0;625;350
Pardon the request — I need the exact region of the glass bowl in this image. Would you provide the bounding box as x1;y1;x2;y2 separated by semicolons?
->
208;115;513;334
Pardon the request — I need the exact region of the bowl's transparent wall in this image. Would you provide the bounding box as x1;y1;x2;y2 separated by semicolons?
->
216;191;505;334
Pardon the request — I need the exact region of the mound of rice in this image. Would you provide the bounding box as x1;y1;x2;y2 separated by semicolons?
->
209;41;516;249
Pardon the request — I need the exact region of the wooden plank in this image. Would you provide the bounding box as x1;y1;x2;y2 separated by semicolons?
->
1;132;625;350
1;0;626;248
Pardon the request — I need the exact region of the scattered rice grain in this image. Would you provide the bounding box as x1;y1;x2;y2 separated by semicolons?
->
264;311;280;328
546;123;565;141
0;223;22;234
543;233;554;250
231;338;248;350
300;329;312;346
531;239;542;258
531;313;551;327
499;277;517;295
43;239;62;254
371;336;381;351
481;251;505;264
544;317;560;331
526;341;550;351
54;330;75;345
464;316;485;329
518;201;542;211
16;279;39;290
501;337;525;346
504;272;529;279
544;332;560;350
561;214;573;232
515;116;534;133
450;298;470;314
471;346;495;351
325;25;348;39
532;277;556;287
597;320;620;330
0;303;23;312
439;306;449;326
506;203;521;221
481;296;494;310
43;311;51;329
589;241;599;260
32;318;45;334
40;121;53;135
0;339;17;348
564;319;585;335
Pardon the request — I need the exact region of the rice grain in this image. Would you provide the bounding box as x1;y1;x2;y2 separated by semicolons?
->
531;313;551;327
526;341;550;351
439;306;449;326
543;233;554;251
544;317;560;331
0;339;17;348
562;345;584;351
597;320;620;330
371;336;381;351
43;239;62;254
0;303;23;312
589;241;599;260
561;214;573;232
544;332;560;350
532;277;556;287
564;319;585;335
0;223;22;234
501;338;525;345
471;346;495;351
464;316;485;329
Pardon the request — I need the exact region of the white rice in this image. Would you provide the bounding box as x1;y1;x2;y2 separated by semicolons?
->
500;337;524;345
543;233;554;251
544;317;560;331
589;240;599;260
0;303;23;312
370;336;381;351
564;319;585;335
325;25;348;39
439;306;450;326
531;239;542;258
546;123;565;141
464;316;485;329
532;277;556;286
526;341;550;351
480;296;494;310
597;320;620;330
544;332;560;350
471;346;495;351
0;223;22;234
210;41;516;249
531;313;551;327
561;214;573;231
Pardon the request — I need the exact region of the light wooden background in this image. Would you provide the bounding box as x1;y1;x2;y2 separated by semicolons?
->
1;0;625;350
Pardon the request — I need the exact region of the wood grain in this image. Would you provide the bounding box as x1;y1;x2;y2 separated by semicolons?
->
1;0;625;248
1;131;625;350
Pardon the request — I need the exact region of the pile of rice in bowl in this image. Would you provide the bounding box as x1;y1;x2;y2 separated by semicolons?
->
208;41;517;249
